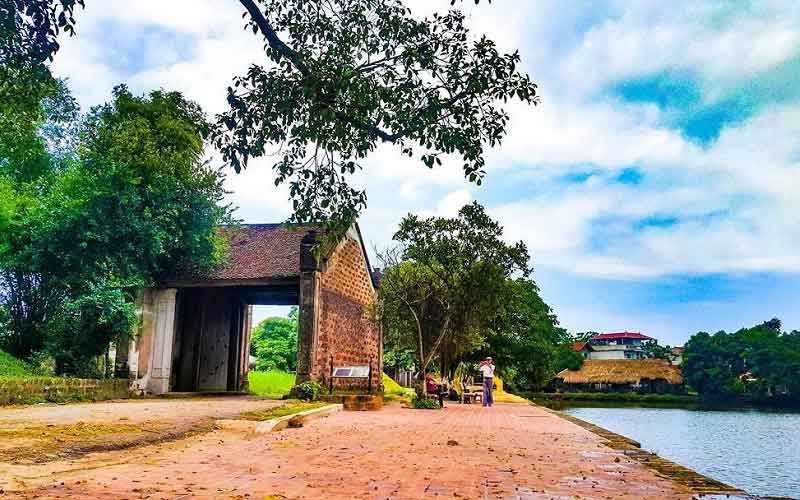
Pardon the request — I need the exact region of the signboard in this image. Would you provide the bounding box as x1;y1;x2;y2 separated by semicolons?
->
332;365;370;378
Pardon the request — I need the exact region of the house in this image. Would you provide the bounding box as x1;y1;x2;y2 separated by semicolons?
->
554;359;685;394
571;341;592;358
670;346;684;365
116;223;382;395
586;331;654;360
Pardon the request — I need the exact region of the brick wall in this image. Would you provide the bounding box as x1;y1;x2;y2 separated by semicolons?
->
316;237;382;391
0;378;130;405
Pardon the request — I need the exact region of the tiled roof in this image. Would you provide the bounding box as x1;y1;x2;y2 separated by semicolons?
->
571;342;589;352
591;331;653;341
206;224;320;281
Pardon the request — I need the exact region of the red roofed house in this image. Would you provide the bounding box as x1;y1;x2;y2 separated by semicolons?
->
116;223;382;395
586;331;655;360
571;341;592;358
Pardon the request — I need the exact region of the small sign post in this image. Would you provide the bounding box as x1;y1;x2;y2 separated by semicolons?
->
329;360;373;394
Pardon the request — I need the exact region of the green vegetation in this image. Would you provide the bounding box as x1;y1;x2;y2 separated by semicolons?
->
382;372;414;402
1;81;232;376
239;401;329;421
378;202;531;392
248;370;296;398
525;392;698;405
684;318;800;406
410;395;441;409
378;202;570;393
251;307;298;372
0;349;33;377
293;381;324;401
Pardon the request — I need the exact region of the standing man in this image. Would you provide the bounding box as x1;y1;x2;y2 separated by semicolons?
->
479;357;495;407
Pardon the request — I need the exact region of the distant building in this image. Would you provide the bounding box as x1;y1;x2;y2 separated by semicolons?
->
554;359;685;394
670;346;684;366
571;341;591;358
584;331;654;360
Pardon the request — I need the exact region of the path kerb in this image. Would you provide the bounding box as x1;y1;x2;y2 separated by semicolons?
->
215;403;343;434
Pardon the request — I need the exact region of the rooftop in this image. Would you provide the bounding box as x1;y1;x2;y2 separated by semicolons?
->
206;224;321;281
556;359;683;385
591;331;653;341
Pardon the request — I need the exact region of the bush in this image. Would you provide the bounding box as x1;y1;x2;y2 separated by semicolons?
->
294;381;323;401
411;395;441;409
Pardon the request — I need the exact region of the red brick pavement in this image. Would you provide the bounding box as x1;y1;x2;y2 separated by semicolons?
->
5;402;691;499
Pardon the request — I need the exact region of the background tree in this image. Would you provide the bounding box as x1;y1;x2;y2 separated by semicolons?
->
0;70;77;360
476;277;570;391
642;342;677;362
251;307;299;372
683;318;800;405
378;202;530;392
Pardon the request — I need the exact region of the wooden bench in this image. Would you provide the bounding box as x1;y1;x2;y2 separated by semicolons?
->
460;381;482;404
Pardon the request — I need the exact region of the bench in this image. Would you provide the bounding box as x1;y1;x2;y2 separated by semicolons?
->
460;380;482;404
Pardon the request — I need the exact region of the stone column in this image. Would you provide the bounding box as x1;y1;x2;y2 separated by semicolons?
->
296;231;322;383
147;288;178;394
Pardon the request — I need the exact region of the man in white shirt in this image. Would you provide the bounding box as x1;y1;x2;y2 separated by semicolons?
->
479;357;495;407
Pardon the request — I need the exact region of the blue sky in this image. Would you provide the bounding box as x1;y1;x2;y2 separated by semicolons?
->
51;1;800;345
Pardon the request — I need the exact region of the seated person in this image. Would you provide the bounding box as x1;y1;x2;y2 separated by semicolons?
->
425;373;445;407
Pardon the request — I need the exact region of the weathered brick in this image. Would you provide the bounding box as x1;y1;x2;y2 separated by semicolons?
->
315;237;382;392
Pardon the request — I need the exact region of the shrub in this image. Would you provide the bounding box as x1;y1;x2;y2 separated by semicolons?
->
411;395;441;409
294;381;323;401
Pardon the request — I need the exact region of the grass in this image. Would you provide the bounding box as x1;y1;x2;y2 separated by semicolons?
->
382;372;414;402
248;369;296;398
0;349;33;378
238;401;329;421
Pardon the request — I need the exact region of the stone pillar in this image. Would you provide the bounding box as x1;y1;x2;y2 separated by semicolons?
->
147;288;178;394
296;231;322;384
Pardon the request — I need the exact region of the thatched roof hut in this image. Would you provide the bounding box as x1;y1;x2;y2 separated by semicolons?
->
556;359;683;386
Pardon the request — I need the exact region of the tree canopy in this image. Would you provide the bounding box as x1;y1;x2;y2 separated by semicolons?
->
378;202;533;390
683;318;800;406
214;0;537;226
0;84;232;375
5;0;537;228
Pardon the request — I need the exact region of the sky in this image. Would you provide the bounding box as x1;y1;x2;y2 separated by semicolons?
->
51;1;800;346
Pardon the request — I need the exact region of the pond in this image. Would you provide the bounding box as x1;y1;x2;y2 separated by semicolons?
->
557;403;800;499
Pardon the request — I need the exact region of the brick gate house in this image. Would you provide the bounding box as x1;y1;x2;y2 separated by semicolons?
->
115;224;382;395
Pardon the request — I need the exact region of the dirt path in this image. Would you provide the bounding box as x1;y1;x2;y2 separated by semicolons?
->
0;396;283;465
3;402;692;499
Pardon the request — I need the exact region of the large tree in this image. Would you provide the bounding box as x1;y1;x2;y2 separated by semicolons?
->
476;277;570;391
378;202;530;392
0;85;233;373
216;0;537;226
6;1;537;227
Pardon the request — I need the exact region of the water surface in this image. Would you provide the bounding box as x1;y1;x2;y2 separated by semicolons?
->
562;405;800;499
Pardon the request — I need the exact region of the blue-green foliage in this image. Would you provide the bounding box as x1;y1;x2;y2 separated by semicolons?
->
684;318;800;405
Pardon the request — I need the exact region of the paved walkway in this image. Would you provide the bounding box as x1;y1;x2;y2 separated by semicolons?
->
2;402;691;499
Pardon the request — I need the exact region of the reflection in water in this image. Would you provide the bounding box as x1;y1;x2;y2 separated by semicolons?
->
562;405;800;499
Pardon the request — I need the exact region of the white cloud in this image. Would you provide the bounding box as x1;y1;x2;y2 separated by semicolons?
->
48;0;800;285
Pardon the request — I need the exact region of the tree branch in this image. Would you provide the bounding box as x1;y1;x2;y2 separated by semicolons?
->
238;0;310;76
